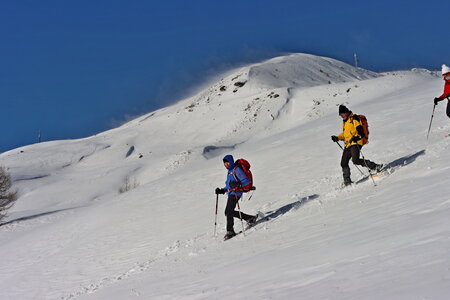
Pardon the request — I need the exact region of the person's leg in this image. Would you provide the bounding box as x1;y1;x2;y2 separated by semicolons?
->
231;196;254;221
224;195;238;232
236;209;253;221
340;148;352;184
446;100;450;118
350;145;377;170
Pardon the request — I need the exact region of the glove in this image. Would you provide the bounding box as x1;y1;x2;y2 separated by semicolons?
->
229;181;240;188
351;135;361;143
434;97;442;105
331;135;339;142
215;188;225;195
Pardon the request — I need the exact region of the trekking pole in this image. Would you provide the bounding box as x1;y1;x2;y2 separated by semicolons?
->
426;103;436;140
246;187;256;201
359;146;377;187
214;194;219;237
236;199;246;236
334;141;365;176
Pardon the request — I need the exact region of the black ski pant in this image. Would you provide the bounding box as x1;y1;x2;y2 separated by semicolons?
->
225;194;253;232
341;145;377;183
446;100;450;118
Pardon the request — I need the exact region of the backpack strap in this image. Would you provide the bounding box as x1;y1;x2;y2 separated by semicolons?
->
230;166;251;193
231;167;241;185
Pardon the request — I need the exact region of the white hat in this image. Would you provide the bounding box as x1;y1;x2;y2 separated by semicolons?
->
442;64;450;75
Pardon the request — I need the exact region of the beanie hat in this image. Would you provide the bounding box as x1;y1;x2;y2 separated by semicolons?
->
339;105;350;114
442;64;450;75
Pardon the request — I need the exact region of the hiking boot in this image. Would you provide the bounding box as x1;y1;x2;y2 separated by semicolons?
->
373;164;384;173
246;215;257;227
342;181;353;188
223;231;236;240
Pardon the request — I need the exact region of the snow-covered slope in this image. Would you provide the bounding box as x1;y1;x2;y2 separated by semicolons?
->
1;54;449;300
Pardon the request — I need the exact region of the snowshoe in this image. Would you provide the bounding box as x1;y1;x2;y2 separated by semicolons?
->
223;231;236;241
341;181;354;188
246;215;257;227
374;164;384;173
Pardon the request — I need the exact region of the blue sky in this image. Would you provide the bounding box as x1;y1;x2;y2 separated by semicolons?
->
1;0;449;153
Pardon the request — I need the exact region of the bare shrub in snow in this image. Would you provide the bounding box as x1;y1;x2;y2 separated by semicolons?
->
118;176;139;194
0;166;17;222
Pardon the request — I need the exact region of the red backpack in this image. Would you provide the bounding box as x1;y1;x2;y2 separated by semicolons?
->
358;115;369;145
233;158;254;192
351;114;369;145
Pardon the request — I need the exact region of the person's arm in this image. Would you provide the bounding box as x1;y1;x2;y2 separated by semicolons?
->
437;80;450;99
351;117;364;142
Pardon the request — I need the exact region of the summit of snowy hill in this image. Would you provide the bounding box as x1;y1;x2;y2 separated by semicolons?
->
246;53;379;88
204;53;379;99
1;53;449;300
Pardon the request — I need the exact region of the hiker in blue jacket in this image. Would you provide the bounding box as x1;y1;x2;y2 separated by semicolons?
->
215;155;256;240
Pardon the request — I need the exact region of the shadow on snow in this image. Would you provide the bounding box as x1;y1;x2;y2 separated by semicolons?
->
382;149;426;169
0;207;78;227
256;194;320;225
356;149;426;184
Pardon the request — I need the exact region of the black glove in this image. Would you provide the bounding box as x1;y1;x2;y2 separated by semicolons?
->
229;181;240;188
331;135;339;142
351;135;361;143
434;97;442;105
215;188;226;195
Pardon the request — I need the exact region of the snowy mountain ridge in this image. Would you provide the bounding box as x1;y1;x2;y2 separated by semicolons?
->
1;53;449;300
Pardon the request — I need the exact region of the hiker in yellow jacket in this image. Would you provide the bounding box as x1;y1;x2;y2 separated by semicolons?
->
331;105;382;186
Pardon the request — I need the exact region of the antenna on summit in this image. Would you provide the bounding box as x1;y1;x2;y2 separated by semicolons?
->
354;53;359;68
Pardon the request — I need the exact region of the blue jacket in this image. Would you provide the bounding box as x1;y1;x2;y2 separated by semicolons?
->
223;155;250;197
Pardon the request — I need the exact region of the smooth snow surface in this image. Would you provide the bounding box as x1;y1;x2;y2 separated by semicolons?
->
1;54;449;300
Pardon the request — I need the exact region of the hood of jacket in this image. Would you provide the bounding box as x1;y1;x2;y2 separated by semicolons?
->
223;155;235;170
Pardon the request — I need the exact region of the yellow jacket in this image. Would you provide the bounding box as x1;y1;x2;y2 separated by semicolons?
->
337;113;364;148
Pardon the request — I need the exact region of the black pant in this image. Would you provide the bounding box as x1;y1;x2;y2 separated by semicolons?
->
341;145;377;183
447;100;450;118
225;195;253;232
